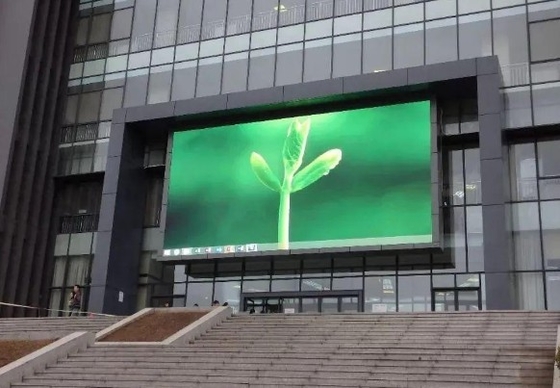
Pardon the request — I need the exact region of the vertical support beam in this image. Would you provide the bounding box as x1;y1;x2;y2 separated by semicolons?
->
477;57;514;310
89;116;147;315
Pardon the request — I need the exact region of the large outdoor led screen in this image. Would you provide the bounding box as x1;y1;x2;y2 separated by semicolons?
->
164;100;432;257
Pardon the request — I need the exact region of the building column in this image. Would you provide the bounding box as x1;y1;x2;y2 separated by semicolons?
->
89;116;147;315
477;57;514;310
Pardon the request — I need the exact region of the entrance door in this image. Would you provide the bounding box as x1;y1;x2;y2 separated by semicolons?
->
241;291;363;313
432;287;482;311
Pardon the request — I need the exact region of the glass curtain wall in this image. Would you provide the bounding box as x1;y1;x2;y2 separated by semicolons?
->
61;0;560;312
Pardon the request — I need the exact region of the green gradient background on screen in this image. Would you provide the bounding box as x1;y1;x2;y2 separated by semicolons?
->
164;100;432;250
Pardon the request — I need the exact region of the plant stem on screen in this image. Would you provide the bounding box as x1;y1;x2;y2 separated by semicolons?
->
278;178;292;250
250;118;342;249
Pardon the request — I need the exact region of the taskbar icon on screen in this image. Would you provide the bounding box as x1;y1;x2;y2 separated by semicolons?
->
163;244;259;258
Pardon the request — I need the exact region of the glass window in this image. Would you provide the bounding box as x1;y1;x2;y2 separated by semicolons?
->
426;0;457;20
398;275;431;312
334;14;361;35
111;8;133;40
177;0;203;44
305;19;333;40
123;69;148;107
252;0;278;31
466;206;484;272
201;0;226;40
199;38;224;57
83;59;106;77
510;142;538;201
333;34;361;78
71;143;95;174
304;38;332;82
153;0;179;48
222;52;249;94
459;13;492;59
538;140;560;178
242;279;270;292
65;255;91;287
546;272;560;309
171;61;197;101
69;63;83;80
175;43;199;62
363;29;392;73
441;208;466;273
151;47;174;66
109;39;129;56
541;201;560;264
279;0;306;26
301;278;330;291
128;51;150;69
394;23;423;69
226;0;251;35
364;276;396;312
106;55;128;73
332;276;362;290
307;0;334;21
276;43;303;86
64;94;80;124
528;1;560;22
512;203;542;270
460;99;478;133
271;277;300;292
76;18;89;46
248;48;275;90
147;65;172;104
77;92;101;123
251;29;277;50
213;281;241;311
93;140;109;172
278;24;304;45
89;13;111;44
363;8;391;30
186;282;213;307
394;3;423;25
493;7;529;87
426;18;458;65
447;150;464;206
99;87;123;121
532;60;560;84
225;34;250;53
459;0;490;14
196;57;222;97
530;20;560;62
464;149;481;204
514;272;545;310
533;82;560;125
502;87;533;129
493;0;525;8
335;0;362;16
130;0;157;52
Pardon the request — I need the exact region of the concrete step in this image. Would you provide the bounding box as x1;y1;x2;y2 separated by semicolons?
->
22;373;552;386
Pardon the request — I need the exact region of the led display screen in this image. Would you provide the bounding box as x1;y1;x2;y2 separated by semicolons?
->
164;100;432;256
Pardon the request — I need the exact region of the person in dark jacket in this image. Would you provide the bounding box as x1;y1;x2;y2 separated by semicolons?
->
68;284;82;316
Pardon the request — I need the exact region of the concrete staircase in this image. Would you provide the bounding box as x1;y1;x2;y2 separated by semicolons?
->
10;311;560;387
0;316;120;340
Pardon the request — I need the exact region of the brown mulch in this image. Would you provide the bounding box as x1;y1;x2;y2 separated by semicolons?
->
100;311;207;342
0;339;54;368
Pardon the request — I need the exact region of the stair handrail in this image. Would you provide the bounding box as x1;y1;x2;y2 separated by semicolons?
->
0;301;116;317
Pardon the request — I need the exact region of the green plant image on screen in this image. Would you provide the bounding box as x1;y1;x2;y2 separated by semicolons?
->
164;100;432;255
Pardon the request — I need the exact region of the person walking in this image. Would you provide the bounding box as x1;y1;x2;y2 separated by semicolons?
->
68;285;82;316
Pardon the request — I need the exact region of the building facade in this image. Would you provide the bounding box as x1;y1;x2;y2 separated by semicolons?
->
1;0;560;316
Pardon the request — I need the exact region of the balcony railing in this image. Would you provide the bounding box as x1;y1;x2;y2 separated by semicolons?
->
59;214;99;234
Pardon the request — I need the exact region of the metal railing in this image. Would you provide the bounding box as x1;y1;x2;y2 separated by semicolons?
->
58;214;99;234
